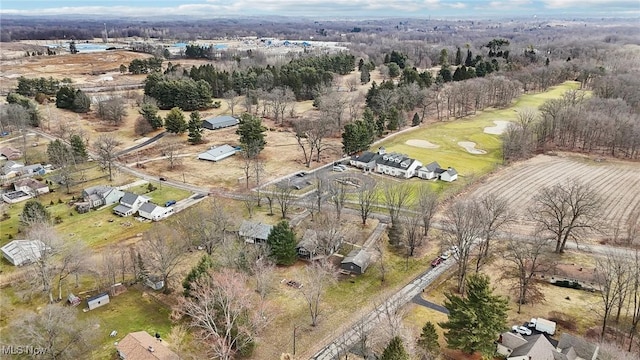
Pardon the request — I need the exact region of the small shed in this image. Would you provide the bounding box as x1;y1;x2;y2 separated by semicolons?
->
341;249;372;275
87;292;110;310
145;276;165;291
68;293;81;306
197;145;238;162
202;115;239;130
239;220;273;244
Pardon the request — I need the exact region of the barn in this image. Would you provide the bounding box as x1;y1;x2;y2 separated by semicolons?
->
87;293;110;310
202;115;239;130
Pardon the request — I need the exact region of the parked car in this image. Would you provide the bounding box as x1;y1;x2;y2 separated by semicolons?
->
333;162;347;170
165;200;176;207
512;325;532;336
159;177;167;181
439;251;451;260
431;257;443;267
193;194;205;199
295;171;308;177
332;166;345;172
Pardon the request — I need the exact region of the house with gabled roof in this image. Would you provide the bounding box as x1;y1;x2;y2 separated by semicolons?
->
116;331;179;360
1;160;24;177
439;167;458;182
82;185;125;209
0;146;22;160
113;192;150;217
341;248;372;274
13;178;50;196
417;161;441;180
555;333;599;360
1;239;49;266
296;229;343;261
20;164;46;176
349;147;385;171
138;203;174;221
375;151;423;179
239;220;273;244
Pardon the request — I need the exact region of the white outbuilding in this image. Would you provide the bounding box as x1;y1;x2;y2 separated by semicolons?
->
1;240;48;266
197;144;239;162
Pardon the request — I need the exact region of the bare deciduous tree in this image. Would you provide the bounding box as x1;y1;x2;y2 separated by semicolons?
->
55;239;88;301
9;304;98;360
299;260;338;327
502;236;552;313
274;181;295;219
97;96;127;125
402;212;423;259
383;183;414;246
172;199;231;255
161;138;183;170
416;184;438;237
595;251;632;339
475;193;513;271
357;179;378;226
179;269;265;360
444;200;483;294
224;90;238;116
25;222;59;303
93;134;121;181
142;223;188;293
530;180;600;253
327;179;348;221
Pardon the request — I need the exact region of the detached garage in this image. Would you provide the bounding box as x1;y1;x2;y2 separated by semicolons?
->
341;249;372;275
202;115;239;130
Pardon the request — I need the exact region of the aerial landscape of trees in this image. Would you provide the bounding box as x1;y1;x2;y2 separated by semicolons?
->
0;11;639;360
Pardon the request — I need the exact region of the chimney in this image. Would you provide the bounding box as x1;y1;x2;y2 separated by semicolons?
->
378;147;386;155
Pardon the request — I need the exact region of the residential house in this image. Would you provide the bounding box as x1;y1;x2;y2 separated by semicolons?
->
2;190;32;204
82;185;125;208
417;161;441;180
340;249;372;275
296;229;343;260
0;146;22;160
239;220;273;244
19;164;46;176
202;115;239;130
116;331;180;360
439;167;458;182
138;203;174;221
1;239;48;266
496;331;599;360
349;147;384;171
13;178;50;196
1;160;24;177
556;333;599;360
113;192;150;217
197;144;238;162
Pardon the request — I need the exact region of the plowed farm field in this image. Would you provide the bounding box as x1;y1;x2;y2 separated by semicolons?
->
467;153;640;237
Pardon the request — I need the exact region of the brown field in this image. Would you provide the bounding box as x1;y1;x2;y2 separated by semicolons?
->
465;153;640;238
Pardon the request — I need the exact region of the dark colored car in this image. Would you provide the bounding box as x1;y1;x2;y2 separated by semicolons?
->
431;257;444;267
165;200;176;207
193;194;205;199
159;177;167;181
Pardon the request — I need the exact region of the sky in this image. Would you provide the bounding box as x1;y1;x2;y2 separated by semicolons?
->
1;0;638;18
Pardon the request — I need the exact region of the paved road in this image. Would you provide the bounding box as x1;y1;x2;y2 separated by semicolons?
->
115;131;167;157
412;293;449;314
310;258;456;359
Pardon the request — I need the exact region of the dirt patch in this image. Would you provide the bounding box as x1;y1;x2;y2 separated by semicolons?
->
406;139;440;149
484;120;511;135
457;141;487;154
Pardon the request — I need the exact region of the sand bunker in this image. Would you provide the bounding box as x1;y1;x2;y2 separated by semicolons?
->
458;141;487;154
484;120;511;135
406;139;440;149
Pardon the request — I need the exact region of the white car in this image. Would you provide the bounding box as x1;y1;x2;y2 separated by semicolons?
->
512;325;532;336
332;166;345;172
439;251;452;260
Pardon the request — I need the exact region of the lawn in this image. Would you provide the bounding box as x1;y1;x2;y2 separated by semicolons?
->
126;183;192;205
78;286;174;360
374;81;581;183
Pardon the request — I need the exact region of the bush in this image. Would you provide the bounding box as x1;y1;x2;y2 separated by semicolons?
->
58;198;63;204
54;216;63;224
147;183;157;192
50;200;54;205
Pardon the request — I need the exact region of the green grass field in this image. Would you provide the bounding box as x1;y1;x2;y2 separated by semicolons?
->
374;81;581;182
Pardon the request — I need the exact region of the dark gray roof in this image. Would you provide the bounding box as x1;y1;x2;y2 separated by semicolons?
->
557;333;598;360
87;292;109;302
138;202;158;213
446;167;458;176
509;334;554;358
423;161;441;172
113;204;132;214
239;220;273;240
376;153;416;169
341;249;371;269
352;151;381;164
203;115;239;129
84;185;112;196
498;331;528;351
120;192;149;206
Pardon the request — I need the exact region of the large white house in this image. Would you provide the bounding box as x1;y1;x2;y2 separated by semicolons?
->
350;147;457;181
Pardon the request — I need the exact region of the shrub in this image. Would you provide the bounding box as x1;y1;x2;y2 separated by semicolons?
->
54;216;63;224
50;200;54;205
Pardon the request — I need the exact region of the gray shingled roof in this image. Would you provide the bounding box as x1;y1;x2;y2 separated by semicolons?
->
203;115;239;129
138;202;158;213
557;333;598;360
341;249;371;269
113;204;132;214
509;334;554;358
377;153;416;169
423;161;441;172
239;220;273;241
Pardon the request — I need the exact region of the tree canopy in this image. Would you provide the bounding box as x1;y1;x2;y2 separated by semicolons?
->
267;220;297;266
440;273;509;359
236;113;266;158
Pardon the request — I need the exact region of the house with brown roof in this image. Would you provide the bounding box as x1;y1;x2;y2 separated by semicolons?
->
116;331;179;360
13;178;50;196
0;146;22;160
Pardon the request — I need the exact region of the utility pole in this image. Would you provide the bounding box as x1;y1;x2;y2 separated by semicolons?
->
104;23;108;43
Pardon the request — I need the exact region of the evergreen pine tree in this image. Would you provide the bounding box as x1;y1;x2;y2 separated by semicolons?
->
187;111;203;144
412;112;421;126
440;273;508;359
380;336;409;360
139;103;163;130
267;221;297;266
236;113;267;158
417;321;440;357
69;134;88;162
183;255;214;297
164;107;187;134
455;47;462;66
360;66;370;84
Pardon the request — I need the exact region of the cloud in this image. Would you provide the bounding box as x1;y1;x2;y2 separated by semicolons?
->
541;0;639;8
